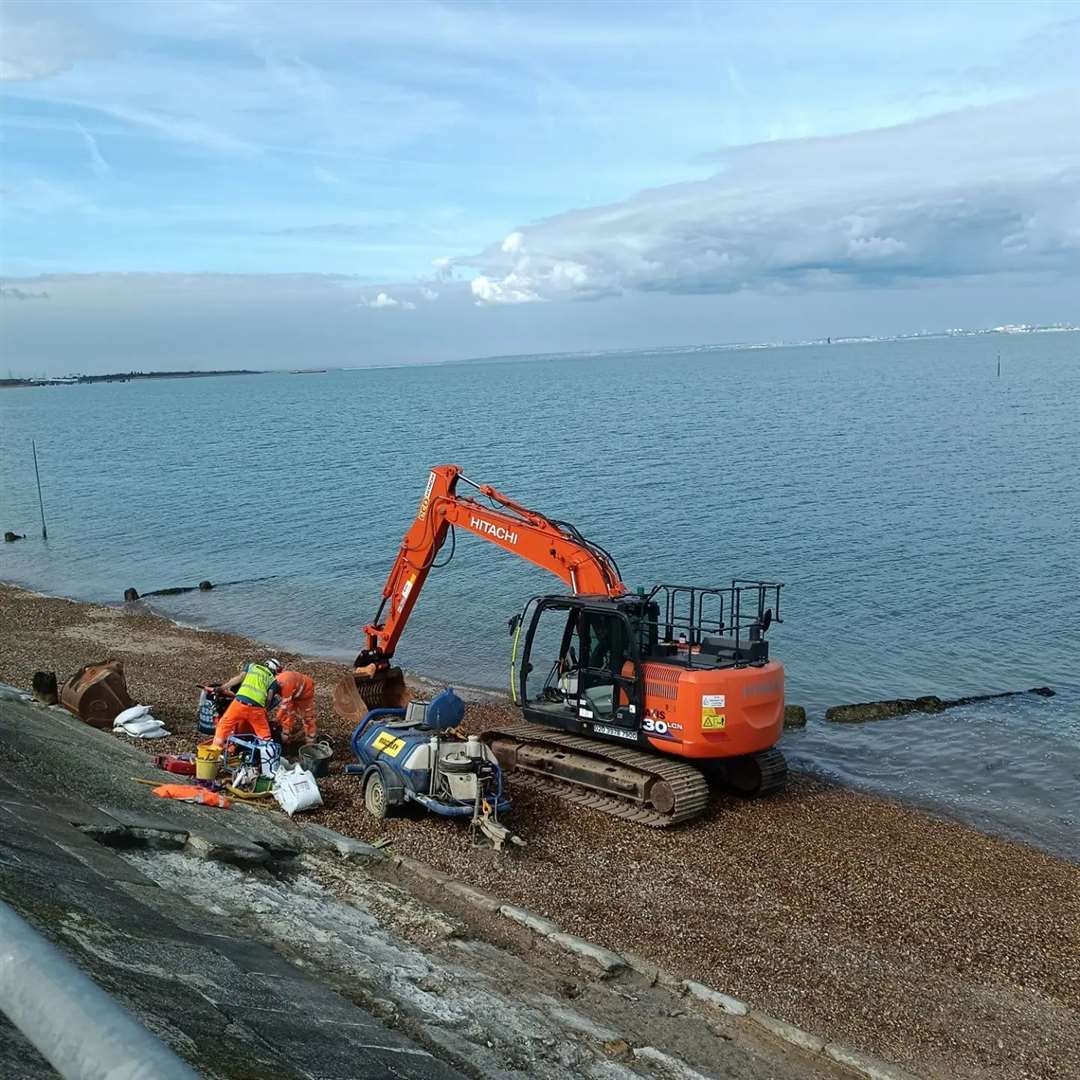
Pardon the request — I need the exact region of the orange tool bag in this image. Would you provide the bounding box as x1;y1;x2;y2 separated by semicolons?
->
152;784;230;809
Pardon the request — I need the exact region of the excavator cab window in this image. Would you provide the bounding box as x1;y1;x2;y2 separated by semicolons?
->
519;602;580;709
519;600;643;734
577;610;640;726
578;611;616;719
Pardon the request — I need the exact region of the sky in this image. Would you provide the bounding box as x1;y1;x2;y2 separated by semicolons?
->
1;0;1078;374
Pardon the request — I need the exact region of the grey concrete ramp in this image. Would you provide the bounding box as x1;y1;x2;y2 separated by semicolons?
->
0;699;463;1079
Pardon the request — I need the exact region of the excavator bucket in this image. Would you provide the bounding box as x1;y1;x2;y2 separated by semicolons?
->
332;665;407;724
60;659;133;729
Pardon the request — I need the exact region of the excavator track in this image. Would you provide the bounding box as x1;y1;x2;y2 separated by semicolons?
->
750;746;788;795
483;720;710;827
716;746;788;797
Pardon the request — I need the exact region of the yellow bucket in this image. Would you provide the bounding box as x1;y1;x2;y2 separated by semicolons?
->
195;743;222;781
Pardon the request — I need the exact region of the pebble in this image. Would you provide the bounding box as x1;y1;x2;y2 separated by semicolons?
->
1;583;1078;1080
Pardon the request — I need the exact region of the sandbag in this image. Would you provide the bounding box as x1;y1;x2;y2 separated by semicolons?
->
118;716;170;738
113;704;152;727
61;659;133;728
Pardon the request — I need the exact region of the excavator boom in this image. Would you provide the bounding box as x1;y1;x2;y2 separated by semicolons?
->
362;465;626;659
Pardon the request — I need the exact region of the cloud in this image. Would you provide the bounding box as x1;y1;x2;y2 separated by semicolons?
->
2;270;1077;378
0;272;354;304
419;287;439;301
76;122;110;177
501;231;525;254
90;101;253;154
363;290;416;310
470;274;542;305
463;93;1080;303
0;9;98;81
431;257;454;280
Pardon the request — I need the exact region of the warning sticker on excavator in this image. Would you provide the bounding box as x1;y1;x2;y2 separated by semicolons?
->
701;711;726;730
397;574;416;613
701;694;726;730
417;470;437;519
372;732;406;757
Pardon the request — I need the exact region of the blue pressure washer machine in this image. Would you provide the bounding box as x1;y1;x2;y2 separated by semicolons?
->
345;688;522;849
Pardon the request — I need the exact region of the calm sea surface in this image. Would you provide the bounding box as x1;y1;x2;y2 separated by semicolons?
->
2;335;1078;857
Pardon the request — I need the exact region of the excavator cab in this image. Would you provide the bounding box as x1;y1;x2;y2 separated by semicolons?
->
510;582;784;756
513;596;646;740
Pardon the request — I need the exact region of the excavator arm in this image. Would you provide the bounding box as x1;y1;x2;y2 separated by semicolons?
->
361;465;627;660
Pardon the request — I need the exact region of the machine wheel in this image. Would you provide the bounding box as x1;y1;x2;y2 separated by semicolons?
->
364;771;389;819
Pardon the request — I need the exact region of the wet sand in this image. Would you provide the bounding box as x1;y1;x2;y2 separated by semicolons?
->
1;582;1077;1079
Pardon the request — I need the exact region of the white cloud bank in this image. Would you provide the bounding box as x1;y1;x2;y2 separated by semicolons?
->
0;3;101;82
465;93;1080;304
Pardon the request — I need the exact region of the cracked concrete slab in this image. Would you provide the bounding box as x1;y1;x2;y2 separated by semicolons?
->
121;848;847;1080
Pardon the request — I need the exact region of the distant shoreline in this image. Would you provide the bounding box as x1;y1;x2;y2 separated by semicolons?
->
4;323;1077;385
0;369;266;389
437;321;1080;368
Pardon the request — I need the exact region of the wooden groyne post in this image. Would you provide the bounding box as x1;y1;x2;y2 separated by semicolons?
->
32;440;47;540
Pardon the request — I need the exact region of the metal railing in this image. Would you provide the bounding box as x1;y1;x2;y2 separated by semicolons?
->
0;899;200;1080
644;580;784;667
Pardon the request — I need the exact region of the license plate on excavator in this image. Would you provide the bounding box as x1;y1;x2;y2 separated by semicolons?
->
592;723;637;741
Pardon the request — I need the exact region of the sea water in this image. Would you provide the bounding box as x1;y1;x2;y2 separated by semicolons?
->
2;333;1077;857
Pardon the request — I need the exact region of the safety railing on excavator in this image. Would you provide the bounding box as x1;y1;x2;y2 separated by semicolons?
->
642;580;784;668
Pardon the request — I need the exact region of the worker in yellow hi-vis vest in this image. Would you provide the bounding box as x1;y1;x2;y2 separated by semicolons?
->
211;658;283;748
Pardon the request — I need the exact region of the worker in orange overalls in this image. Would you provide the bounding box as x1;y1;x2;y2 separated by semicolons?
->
272;670;318;750
210;658;283;749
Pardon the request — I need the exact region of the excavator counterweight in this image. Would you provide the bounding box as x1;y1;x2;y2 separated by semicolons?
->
341;466;788;827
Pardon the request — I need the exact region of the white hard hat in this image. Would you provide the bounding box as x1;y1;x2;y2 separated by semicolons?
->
266;658;283;673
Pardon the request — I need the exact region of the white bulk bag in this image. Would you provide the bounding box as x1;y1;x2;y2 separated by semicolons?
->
272;764;323;816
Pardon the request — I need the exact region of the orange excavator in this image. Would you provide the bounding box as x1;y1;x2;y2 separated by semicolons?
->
344;465;787;826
